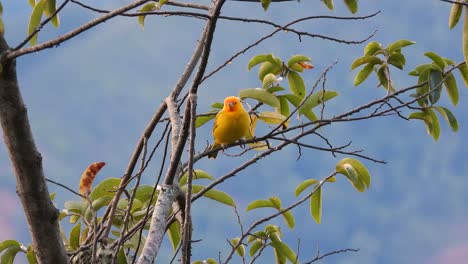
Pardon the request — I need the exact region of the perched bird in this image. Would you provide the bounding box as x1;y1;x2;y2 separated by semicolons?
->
208;96;251;159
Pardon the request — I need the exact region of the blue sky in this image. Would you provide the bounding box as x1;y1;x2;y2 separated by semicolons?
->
2;0;468;263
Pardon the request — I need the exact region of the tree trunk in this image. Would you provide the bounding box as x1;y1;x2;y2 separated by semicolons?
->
0;36;69;263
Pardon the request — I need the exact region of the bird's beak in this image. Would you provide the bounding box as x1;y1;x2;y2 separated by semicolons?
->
227;102;235;110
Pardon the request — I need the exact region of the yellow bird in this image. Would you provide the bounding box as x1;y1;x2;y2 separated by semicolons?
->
208;96;252;159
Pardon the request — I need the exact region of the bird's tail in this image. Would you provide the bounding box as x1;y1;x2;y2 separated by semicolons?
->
207;143;220;159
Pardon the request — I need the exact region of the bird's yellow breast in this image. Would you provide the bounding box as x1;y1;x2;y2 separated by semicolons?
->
213;109;250;145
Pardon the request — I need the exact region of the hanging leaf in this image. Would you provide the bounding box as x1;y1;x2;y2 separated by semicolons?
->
277;96;290;128
0;246;21;264
258;111;287;125
433;106;459;132
295;179;318;196
247;231;268;243
262;73;278;88
337;158;371;188
270;241;298;264
449;2;464;29
246;199;274;211
282;210;295;229
187;184;236;207
310;186;322;224
249;240;264;257
457;63;468;87
258;61;282;81
44;0;59;27
69;222;81;250
424;52;447;70
428;69;444;104
239;88;280;107
26;245;38;264
376;65;393;91
28;0;46;45
444;72;459;105
287;71;306;98
230;237;245;257
344;0;358;14
353;63;375;86
388;52;406;70
426;108;441;141
261;0;272;10
167;221;181;251
463;5;468;67
137;2;158;29
0;240;20;252
283;94;318;122
321;0;334;10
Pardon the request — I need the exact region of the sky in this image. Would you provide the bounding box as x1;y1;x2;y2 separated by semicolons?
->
2;0;468;263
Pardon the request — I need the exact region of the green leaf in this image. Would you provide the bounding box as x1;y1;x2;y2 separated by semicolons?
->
424;52;447;70
138;2;158;29
167;221;181;251
248;53;274;70
344;0;358;13
298;90;338;114
28;0;36;7
263;73;278;88
428;69;444;104
277;96;290;126
206;258;218;264
287;55;311;68
274;248;287;264
246;199;274;211
258;61;282;81
310;187;322;224
0;245;21;264
239;88;280;107
133;185;158;206
458;64;468;87
351;55;382;70
231;237;245;257
338;163;364;192
270;241;298;264
434;106;459;132
386;39;415;54
283;94;318;122
353;63;375;86
364;41;383;56
189;184;236;207
0;19;4;37
266;86;286;94
247;231;268;243
26;245;38;264
89;178;121;201
449;2;463;29
287;71;306;98
44;0;59;27
322;0;334;10
426;108;441;140
338;158;371;188
388;52;406;70
295;179;318;196
180;169;215;186
117;248;128;264
409;63;432;77
195;111;217;128
28;0;46;45
211;102;224;109
0;240;20;253
258;111;287;125
416;69;430;107
268;196;282;210
282;210;295;229
444;72;459;105
69;222;81;250
261;0;271;10
84;195;114;221
249;240;264;257
49;192;56;201
376;65;394;91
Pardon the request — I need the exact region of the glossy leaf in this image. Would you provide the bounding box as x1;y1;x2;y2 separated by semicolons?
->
444;72;459;105
266;86;286;93
298;90;338;115
0;240;20;252
231;237;245;257
283;94;318;121
249;240;264;256
258;61;282;81
44;0;59;27
449;2;463;29
386;39;415;54
195;112;217;128
424;52;447;70
364;41;383;56
69;222;81;250
388;52;406;70
287;71;306;98
189;184;236;207
167;221;181;251
351;55;382;70
353;63;375;86
270;241;298;264
428;69;443;104
310;186;322;224
180;169;214;186
287;55;311;68
434;106;459;132
246;199;274;211
28;0;46;45
295;179;318;196
239;88;280;107
258;111;287;125
89;177;121;201
263;73;278;88
138;2;158;28
344;0;358;13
